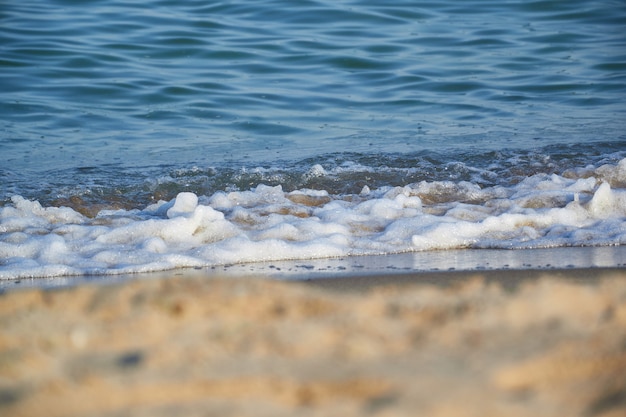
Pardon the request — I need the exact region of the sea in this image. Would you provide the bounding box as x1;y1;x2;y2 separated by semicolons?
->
1;0;626;283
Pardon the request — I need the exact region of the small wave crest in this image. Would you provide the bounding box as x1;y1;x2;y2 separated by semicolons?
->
2;156;626;279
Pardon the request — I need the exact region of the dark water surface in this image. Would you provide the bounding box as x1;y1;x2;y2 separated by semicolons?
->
2;0;626;204
1;1;626;279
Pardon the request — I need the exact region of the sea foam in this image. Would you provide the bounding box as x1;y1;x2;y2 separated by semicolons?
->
1;159;626;279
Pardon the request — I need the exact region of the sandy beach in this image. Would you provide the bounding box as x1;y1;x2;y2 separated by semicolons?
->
3;0;626;414
1;263;625;417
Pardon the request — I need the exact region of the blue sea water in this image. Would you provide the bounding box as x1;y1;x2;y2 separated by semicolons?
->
1;1;626;280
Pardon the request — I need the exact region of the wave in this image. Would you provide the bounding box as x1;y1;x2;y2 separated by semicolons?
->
2;155;626;279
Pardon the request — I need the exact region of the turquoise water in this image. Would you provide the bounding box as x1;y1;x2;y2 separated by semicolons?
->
2;1;626;280
2;0;626;205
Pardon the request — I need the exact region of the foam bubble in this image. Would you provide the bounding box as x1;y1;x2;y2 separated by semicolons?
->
166;192;198;218
2;158;626;279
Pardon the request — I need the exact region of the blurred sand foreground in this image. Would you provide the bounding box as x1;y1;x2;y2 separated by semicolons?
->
1;269;625;417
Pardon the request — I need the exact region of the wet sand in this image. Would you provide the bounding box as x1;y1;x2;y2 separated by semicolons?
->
1;265;625;417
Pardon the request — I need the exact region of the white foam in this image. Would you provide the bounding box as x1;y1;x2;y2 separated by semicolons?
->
2;159;626;279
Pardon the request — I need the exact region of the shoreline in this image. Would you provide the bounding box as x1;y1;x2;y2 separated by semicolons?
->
2;245;625;292
302;266;626;292
4;265;623;294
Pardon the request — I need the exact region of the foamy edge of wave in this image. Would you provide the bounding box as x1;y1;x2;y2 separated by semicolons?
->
2;159;626;279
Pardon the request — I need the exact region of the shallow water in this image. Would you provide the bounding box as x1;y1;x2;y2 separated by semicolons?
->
1;0;626;278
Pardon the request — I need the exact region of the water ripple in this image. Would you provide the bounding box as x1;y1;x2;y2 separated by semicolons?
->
1;0;625;177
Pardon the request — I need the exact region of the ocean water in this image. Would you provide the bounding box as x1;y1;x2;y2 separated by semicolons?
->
1;0;626;280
